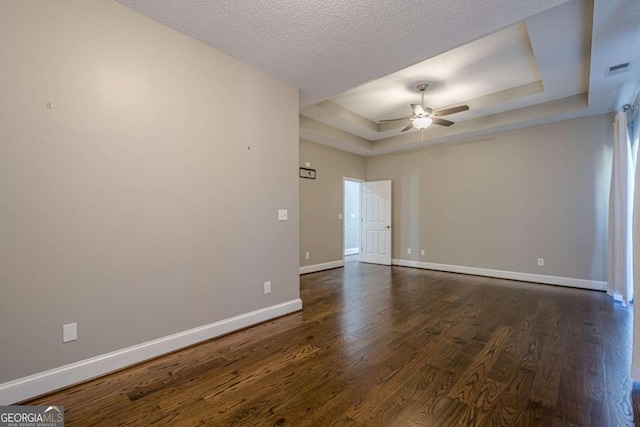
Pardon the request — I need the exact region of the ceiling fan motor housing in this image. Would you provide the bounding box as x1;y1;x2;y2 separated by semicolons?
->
377;82;467;131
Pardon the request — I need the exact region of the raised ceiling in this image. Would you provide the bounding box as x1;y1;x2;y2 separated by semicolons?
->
328;24;541;124
303;23;545;143
118;0;640;155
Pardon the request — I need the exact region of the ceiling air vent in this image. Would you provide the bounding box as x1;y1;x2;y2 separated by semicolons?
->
606;62;631;76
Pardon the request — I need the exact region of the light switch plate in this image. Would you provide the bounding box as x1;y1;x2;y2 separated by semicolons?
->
63;323;77;343
338;213;343;220
278;209;288;221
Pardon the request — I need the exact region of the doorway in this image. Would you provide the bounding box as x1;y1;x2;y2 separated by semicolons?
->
343;179;362;260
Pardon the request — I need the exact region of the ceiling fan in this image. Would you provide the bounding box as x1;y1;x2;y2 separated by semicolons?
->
379;84;469;132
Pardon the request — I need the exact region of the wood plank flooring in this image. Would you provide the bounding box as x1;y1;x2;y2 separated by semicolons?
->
28;258;639;426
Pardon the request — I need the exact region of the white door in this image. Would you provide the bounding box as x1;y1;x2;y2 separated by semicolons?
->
360;180;392;265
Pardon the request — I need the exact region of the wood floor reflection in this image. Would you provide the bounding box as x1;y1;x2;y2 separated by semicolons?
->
29;258;637;426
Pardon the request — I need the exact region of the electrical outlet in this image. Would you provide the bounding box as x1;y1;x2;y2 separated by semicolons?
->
305;162;311;167
338;213;343;220
305;252;310;259
421;249;425;256
278;209;288;221
537;258;544;266
63;323;77;343
264;281;271;294
407;248;412;255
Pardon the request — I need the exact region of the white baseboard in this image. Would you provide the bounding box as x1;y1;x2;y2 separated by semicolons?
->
299;260;344;275
391;259;606;291
0;299;302;405
344;248;359;256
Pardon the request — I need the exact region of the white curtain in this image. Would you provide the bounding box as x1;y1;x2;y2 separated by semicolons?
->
631;105;640;381
628;111;637;300
608;110;634;305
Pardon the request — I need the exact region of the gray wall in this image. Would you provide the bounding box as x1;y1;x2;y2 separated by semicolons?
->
300;139;366;266
366;114;612;281
344;180;361;252
0;0;299;384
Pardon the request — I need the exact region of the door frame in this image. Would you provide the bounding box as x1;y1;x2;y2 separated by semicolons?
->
343;177;364;261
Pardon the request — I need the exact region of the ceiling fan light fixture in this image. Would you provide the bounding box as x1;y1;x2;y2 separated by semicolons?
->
413;116;433;129
378;83;468;132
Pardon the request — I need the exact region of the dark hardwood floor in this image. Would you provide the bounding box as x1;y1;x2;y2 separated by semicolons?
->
28;257;639;426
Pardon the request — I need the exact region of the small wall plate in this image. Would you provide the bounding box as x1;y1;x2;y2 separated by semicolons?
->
299;167;316;179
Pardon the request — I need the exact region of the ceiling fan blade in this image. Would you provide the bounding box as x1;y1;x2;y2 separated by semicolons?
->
378;117;411;123
432;117;454;127
401;123;414;132
433;105;469;117
411;104;425;116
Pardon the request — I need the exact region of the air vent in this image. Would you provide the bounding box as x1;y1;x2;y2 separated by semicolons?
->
606;62;632;76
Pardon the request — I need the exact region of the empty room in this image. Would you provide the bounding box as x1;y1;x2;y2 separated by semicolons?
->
2;0;640;426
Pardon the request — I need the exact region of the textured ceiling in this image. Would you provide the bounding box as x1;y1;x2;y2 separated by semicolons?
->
117;0;570;106
117;0;640;155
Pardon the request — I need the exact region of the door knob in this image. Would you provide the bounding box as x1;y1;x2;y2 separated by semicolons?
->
386;225;391;229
